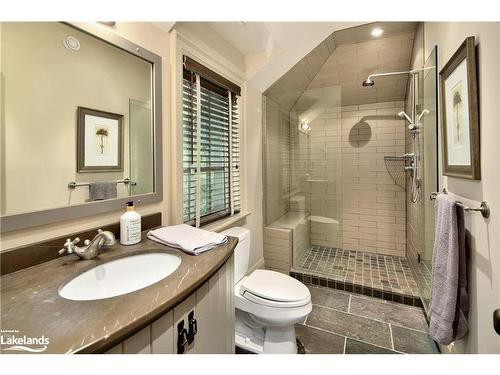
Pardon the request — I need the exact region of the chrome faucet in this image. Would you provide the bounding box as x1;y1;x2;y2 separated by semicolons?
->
59;229;116;260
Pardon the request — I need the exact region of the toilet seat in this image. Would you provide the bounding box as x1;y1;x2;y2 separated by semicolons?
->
237;269;311;308
242;290;310;308
241;270;310;302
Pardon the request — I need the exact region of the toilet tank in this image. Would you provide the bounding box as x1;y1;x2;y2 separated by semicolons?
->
221;227;250;283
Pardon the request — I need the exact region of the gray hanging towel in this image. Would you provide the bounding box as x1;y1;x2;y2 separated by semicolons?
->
89;181;117;201
454;201;469;342
429;193;469;345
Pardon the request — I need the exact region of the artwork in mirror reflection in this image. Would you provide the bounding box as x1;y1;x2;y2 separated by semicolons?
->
78;107;124;172
0;22;154;216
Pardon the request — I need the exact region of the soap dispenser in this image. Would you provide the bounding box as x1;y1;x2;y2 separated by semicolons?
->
120;201;141;245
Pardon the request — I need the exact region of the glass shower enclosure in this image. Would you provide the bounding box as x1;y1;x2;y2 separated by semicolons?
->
262;23;439;311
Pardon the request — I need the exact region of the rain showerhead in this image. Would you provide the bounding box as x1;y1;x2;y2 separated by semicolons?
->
362;78;374;87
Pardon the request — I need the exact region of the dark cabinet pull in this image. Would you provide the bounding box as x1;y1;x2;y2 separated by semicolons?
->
187;310;198;344
494;309;500;335
177;320;188;354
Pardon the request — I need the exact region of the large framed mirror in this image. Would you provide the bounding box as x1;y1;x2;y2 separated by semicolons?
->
0;22;162;232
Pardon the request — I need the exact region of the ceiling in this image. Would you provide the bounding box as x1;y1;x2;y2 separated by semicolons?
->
203;21;363;91
153;22;176;33
206;22;278;55
264;22;418;110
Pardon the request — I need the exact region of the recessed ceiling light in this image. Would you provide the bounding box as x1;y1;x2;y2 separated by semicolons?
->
371;27;384;37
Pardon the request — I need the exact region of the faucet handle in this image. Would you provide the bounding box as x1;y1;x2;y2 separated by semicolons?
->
97;229;116;246
59;237;80;255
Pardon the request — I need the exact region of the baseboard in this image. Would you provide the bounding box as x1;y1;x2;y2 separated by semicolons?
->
247;257;265;274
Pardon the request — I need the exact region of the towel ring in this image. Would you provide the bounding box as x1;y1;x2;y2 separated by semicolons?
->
430;188;490;219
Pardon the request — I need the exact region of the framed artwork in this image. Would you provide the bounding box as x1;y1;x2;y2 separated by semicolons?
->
77;107;124;172
439;36;480;180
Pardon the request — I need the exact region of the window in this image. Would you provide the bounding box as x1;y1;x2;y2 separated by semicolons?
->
182;57;241;227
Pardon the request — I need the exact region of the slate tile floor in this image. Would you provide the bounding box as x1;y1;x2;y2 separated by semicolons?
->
296;246;420;298
296;284;439;354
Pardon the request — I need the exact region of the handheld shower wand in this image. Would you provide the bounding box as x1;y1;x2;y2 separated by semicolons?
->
362;67;436;204
398;111;417;131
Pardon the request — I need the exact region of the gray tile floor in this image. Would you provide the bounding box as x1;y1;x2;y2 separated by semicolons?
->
297;246;420;297
296;284;439;354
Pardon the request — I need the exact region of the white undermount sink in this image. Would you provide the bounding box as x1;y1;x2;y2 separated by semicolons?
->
59;252;182;301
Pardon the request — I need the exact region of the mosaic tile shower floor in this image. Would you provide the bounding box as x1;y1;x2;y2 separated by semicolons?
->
292;246;420;306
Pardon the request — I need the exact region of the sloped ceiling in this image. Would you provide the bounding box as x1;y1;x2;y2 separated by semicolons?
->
265;22;418;111
264;33;336;112
308;22;418;107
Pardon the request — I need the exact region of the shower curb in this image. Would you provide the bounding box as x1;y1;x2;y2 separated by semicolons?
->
290;270;423;308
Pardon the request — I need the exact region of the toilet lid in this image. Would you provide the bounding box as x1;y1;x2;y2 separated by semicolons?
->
240;270;310;303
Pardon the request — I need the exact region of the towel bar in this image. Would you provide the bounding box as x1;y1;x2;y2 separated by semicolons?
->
430;188;490;219
67;178;136;190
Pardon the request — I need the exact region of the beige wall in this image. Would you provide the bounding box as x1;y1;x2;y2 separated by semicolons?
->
424;22;500;354
1;22;171;251
1;22;152;215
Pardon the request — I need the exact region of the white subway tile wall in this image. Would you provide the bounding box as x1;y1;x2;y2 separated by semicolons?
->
340;102;407;256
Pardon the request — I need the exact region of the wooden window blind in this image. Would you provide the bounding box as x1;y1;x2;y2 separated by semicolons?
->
182;58;241;227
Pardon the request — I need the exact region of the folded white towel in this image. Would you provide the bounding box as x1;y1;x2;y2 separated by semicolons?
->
147;224;227;255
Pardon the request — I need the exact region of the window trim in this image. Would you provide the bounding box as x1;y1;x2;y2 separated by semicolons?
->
171;30;247;227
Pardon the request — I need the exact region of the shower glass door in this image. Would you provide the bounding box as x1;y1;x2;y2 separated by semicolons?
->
289;86;343;271
413;46;438;310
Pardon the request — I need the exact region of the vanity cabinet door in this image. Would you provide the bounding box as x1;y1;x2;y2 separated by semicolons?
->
123;326;152;354
151;310;174;354
194;255;235;353
104;343;123;354
173;293;197;354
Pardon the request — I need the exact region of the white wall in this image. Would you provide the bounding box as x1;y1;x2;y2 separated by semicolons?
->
1;22;171;251
424;22;500;354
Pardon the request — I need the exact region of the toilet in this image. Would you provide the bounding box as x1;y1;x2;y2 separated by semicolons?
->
221;227;312;354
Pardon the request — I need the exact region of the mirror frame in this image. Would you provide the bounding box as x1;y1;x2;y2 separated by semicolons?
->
0;22;163;232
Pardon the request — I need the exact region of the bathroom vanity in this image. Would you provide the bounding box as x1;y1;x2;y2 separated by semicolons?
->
0;229;237;354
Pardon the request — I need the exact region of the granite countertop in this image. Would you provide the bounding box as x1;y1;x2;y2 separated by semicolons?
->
0;233;237;354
